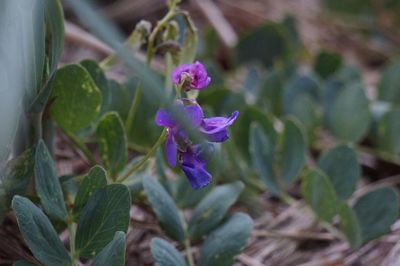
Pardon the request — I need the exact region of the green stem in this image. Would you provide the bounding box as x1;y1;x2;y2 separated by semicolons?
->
67;214;78;266
184;238;195;266
146;5;178;64
117;129;167;182
64;130;97;166
125;82;143;134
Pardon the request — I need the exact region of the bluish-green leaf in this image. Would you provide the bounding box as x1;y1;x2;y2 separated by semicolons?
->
150;238;186;266
317;145;360;199
339;202;362;248
198;213;253;266
34;140;67;221
96;112;127;178
236;22;291;68
249;123;280;195
76;184;131;258
49;64;102;132
92;231;126;266
2;148;35;203
80;60;112;115
301;170;337;221
188;181;244;239
13;261;36;266
12;196;70;266
331;83;371;142
378;60;400;105
278;118;306;186
353;187;399;243
73;165;107;219
375;109;400;155
143;176;185;242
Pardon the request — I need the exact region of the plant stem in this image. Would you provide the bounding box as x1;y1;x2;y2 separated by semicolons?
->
67;214;78;266
184;238;195;266
117;129;167;182
63;130;97;166
125;82;142;134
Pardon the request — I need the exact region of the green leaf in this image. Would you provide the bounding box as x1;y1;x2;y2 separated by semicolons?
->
29;0;65;113
73;166;107;219
249;123;280;195
76;184;131;258
92;231;126;266
150;238;186;266
235;106;277;159
278;118;306;186
236;22;291;68
80;60;112;115
301;170;337;221
143;176;185;242
375;109;400;155
12;196;70;266
179;12;197;64
378;60;400;104
331;83;371;142
198;213;253;266
96;112;127;177
317;145;360;199
353;187;399;243
188;181;244;239
34;140;67;221
314;50;342;78
2;148;35;203
13;261;36;266
257;70;283;115
49;64;102;132
338;202;362;248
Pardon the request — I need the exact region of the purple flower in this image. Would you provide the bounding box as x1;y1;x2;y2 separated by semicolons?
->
155;102;238;189
172;61;211;90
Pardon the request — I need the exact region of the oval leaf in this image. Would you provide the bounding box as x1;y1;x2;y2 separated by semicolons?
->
317;145;360;199
143;176;185;242
49;64;102;132
188;181;244;239
339;202;362;248
378;60;400;104
375;109;400;155
35;140;67;221
331;83;371;142
150;238;186;266
301;170;337;221
249;123;280;195
198;212;253;266
92;231;126;266
96;112;127;178
12;196;70;266
76;184;131;258
278;118;306;186
353;187;399;243
73;165;107;219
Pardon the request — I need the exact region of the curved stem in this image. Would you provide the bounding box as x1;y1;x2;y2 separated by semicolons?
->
63;130;97;166
184;238;195;266
117;129;167;182
125;82;143;134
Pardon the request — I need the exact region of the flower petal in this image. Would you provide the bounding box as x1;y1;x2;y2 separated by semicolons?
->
180;148;212;189
172;64;191;85
165;131;177;168
155;108;176;128
200;111;239;141
184;104;204;127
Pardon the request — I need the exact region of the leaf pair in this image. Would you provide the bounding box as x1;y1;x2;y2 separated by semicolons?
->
249;117;306;196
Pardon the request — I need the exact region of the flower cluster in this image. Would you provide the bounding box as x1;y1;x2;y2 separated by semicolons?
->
155;61;238;189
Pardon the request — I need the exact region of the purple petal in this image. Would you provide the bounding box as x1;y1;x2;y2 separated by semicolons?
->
192;143;215;163
184;104;204;127
165;131;177;168
155;108;176;128
172;64;191;85
200;111;239;142
180;148;212;189
190;61;211;90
